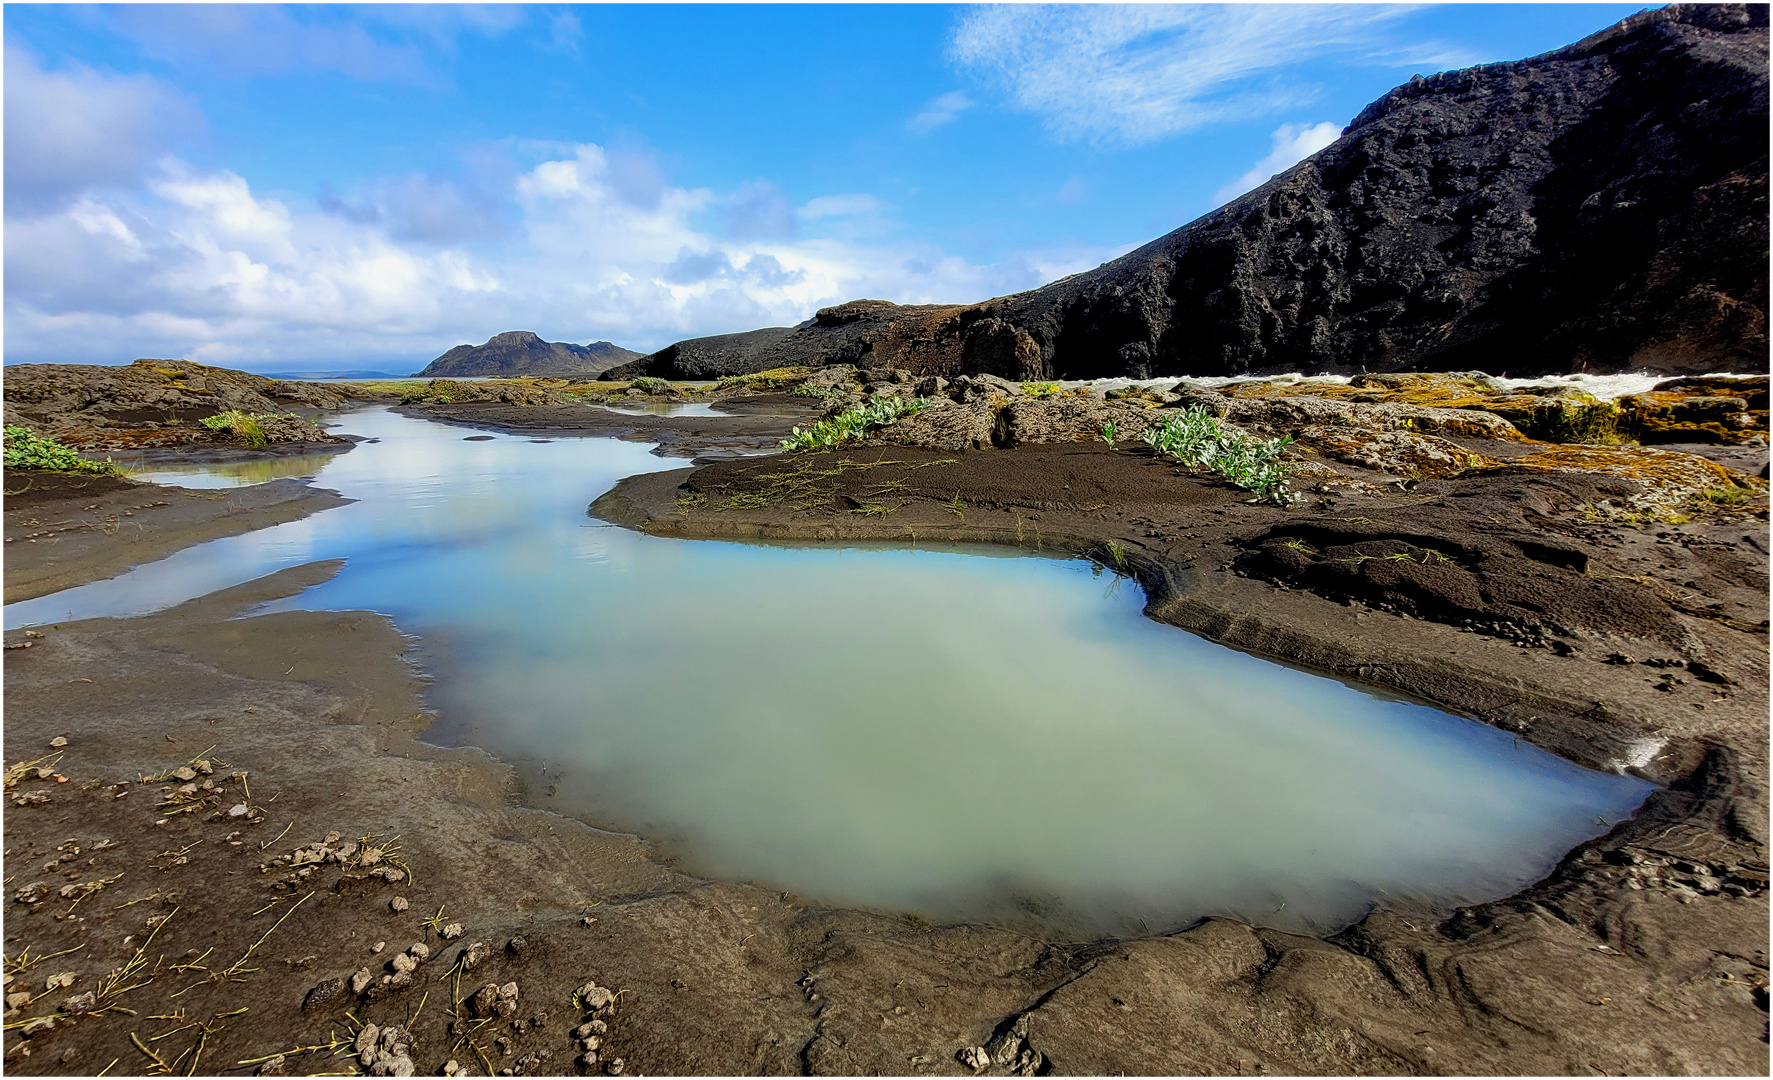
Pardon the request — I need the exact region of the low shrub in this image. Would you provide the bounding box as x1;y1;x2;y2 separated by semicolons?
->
780;396;929;451
198;410;286;448
1141;405;1296;504
3;426;120;474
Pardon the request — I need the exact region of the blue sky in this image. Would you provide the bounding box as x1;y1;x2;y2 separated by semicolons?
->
6;3;1650;372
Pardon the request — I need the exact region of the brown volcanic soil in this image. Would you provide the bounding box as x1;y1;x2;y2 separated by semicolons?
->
3;468;351;603
4;410;1768;1074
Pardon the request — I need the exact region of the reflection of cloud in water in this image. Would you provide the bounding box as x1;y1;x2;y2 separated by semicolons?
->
5;407;1653;938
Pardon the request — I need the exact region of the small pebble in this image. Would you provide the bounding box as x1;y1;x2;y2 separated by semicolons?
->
389;896;409;912
371;941;386;954
48;737;67;748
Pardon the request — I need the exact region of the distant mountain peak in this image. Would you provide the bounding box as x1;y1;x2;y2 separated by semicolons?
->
416;333;644;378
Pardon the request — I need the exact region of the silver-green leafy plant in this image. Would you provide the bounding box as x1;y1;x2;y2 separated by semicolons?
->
1141;405;1296;504
780;396;929;451
3;425;119;474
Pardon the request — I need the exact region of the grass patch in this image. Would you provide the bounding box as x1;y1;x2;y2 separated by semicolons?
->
3;426;120;474
716;366;811;392
1140;405;1296;505
712;457;956;512
781;397;929;451
1696;484;1752;506
198;410;288;447
1022;381;1061;398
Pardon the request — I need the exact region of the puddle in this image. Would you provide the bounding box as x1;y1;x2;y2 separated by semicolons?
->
5;407;1652;937
596;400;733;417
120;449;349;489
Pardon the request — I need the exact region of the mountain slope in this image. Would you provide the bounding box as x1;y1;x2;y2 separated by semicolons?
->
624;4;1766;382
417;332;643;378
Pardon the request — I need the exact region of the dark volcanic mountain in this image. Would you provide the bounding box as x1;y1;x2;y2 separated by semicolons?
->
601;326;797;381
618;4;1766;382
417;332;643;378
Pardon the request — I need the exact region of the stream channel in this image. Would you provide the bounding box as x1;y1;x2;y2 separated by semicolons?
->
4;406;1652;938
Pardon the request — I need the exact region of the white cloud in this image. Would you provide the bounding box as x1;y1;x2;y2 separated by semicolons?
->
5;145;1116;371
1213;121;1344;205
100;5;528;85
4;44;204;210
800;194;881;221
948;4;1453;145
907;91;974;134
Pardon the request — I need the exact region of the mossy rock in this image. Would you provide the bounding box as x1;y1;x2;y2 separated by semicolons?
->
1479;391;1621;444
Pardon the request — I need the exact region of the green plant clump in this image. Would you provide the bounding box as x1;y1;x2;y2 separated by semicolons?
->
1141;405;1296;504
3;426;120;475
198;410;282;448
716;366;811;392
781;397;929;451
629;376;672;396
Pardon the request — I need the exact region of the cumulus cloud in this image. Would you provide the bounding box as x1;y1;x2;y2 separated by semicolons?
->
907;91;974;134
724;180;798;239
1213;121;1344;205
6;143;1115;370
4;44;203;211
948;4;1453;145
318;173;506;245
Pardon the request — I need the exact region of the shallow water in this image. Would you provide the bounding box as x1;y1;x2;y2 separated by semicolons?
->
4;408;1651;937
596;400;733;417
121;449;352;489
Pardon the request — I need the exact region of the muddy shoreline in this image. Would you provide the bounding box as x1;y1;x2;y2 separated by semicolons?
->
5;400;1767;1075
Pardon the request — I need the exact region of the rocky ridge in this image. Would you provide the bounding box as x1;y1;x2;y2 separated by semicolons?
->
618;5;1767;383
2;360;381;454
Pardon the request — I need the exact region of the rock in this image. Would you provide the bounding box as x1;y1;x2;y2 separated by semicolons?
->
170;767;197;781
958;1046;991;1072
441;922;465;940
573;1020;608;1039
390;953;418;975
302;977;345;1012
461;941;491;971
604;1058;625;1075
13;882;50;904
575;984;614;1011
506;935;527;957
578;1052;601;1069
408;942;429;961
257;1055;288;1076
471;984;502;1019
59;991;95;1015
354;1024;380;1055
370;941;386;954
351;968;375;995
390;896;409;912
579;1036;603;1052
42;973;75;991
228;804;249;818
48;737;66;748
20;1016;58;1037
